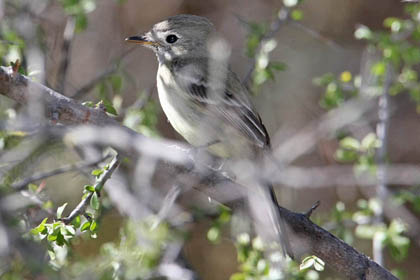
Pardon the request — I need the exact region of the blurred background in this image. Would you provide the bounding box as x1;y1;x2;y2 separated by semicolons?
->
1;0;420;279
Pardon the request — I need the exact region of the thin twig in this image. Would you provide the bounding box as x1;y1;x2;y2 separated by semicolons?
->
304;200;320;218
11;154;112;191
61;154;120;224
373;64;393;265
242;7;290;85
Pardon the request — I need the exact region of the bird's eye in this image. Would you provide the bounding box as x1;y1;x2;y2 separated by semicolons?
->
166;34;178;44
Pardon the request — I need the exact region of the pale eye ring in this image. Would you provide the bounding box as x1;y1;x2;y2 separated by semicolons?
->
165;34;178;44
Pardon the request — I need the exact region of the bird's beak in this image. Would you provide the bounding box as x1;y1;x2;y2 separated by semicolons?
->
125;35;159;47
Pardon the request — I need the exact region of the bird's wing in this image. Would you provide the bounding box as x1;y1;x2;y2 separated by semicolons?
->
173;60;270;148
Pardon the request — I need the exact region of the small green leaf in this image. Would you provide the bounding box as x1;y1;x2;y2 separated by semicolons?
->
102;99;118;115
56;203;68;219
31;218;48;235
291;9;303;21
90;192;100;210
91;169;103;177
84;185;95;193
90;220;97;232
371;61;386;77
71;215;81;228
81;221;91;232
339;137;360;150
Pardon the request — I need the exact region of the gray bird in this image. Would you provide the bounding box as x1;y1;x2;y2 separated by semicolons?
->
126;14;270;159
126;14;291;256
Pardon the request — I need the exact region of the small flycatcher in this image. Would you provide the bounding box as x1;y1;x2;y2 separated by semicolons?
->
126;14;270;159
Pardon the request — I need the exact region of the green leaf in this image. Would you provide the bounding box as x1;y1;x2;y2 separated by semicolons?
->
56;203;68;219
71;215;81;228
291;9;303;21
371;61;386;76
84;184;95;193
269;61;287;71
230;273;246;280
65;225;76;236
101;99;118;116
90;192;100;210
91;169;103;177
75;13;88;32
110;75;123;92
339;137;360;150
90;220;97;232
361;133;380;151
81;221;91;232
31;218;48;235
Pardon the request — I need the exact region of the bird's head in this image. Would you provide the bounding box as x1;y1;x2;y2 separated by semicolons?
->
126;14;215;62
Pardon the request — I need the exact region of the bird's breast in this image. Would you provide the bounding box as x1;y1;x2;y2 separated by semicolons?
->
156;65;205;146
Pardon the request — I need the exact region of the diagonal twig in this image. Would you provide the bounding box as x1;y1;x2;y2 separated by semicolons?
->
11;154;112;191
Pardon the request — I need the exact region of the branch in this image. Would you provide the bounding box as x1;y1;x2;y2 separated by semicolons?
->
373;64;393;265
242;7;290;85
11;154;111;191
61;154;120;223
0;66;398;279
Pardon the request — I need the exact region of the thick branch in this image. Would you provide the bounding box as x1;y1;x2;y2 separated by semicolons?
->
0;66;398;279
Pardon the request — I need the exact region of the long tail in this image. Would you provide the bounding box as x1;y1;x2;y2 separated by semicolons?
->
267;182;294;258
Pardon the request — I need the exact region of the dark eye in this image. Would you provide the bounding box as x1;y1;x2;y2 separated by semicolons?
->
166;34;178;44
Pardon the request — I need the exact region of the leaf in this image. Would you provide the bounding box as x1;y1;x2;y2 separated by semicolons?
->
31;218;48;235
110;75;123;92
84;184;95;193
269;61;287;71
90;192;100;210
91;169;103;177
81;221;91;232
66;225;76;235
102;99;118;116
291;9;303;21
71;215;81;228
313;256;325;271
56;203;68;219
339;137;360;150
90;220;97;232
300;256;315;270
371;61;386;77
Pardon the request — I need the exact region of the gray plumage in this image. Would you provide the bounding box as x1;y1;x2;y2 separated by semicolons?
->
128;14;270;158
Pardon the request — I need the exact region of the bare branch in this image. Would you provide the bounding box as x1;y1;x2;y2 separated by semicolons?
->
0;65;399;280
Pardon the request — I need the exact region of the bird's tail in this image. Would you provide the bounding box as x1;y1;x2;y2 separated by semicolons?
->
266;182;294;259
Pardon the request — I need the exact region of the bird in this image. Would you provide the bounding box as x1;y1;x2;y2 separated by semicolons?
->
126;14;291;256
